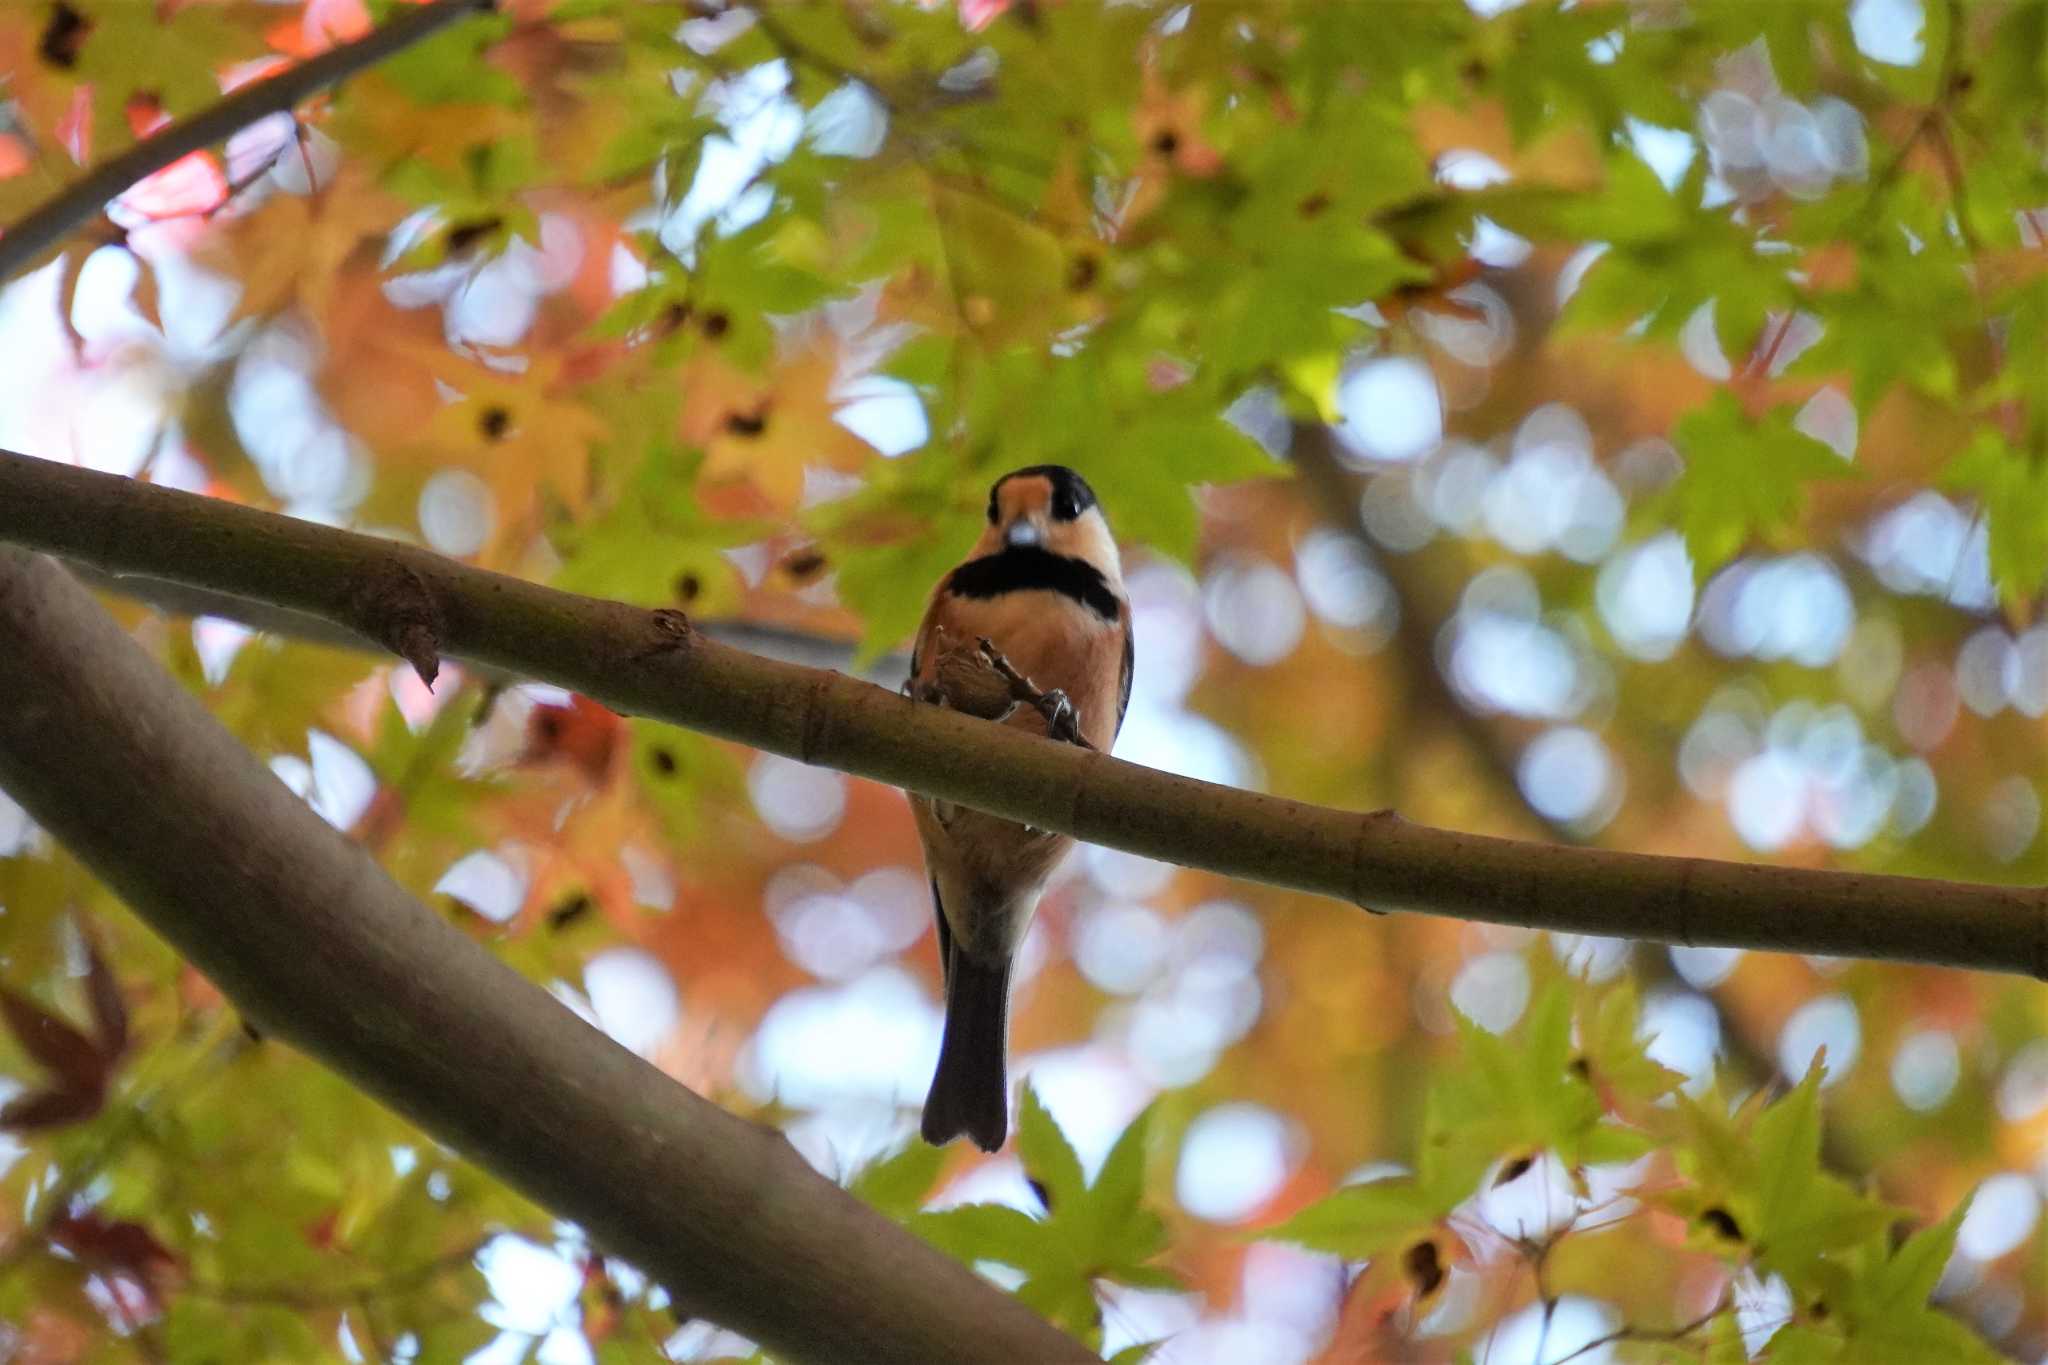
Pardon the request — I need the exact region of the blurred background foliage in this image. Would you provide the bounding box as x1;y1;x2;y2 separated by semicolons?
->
0;0;2043;1360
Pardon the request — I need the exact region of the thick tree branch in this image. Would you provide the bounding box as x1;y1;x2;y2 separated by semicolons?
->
67;557;909;683
1;450;2042;980
0;0;495;281
67;558;380;652
0;546;1091;1365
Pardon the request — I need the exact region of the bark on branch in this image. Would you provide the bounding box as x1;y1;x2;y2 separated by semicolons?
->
1;449;2042;980
0;547;1092;1365
66;554;908;683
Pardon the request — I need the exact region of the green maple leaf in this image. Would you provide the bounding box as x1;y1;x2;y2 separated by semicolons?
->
550;443;762;610
1659;1063;1901;1300
1668;393;1857;576
1262;1172;1456;1261
1269;983;1654;1262
1579;981;1686;1109
1510;151;1796;362
911;1089;1174;1346
373;9;521;106
849;1139;945;1221
71;1;262;126
1747;1066;1898;1285
1789;182;1977;413
1942;429;2048;607
1778;1196;2007;1361
1432;982;1655;1183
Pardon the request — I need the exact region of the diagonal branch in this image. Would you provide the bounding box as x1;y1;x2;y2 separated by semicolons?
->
0;545;1092;1365
0;448;2042;980
0;0;496;281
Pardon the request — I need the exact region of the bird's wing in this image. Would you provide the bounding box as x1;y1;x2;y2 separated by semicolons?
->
1114;601;1134;741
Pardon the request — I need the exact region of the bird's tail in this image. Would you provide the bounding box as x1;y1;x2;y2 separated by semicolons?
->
921;938;1013;1152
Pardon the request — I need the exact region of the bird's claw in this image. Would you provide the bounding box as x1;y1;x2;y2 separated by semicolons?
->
1036;688;1083;746
969;639;1092;747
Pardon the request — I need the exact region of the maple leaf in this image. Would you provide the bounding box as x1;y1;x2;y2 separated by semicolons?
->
0;919;128;1132
682;337;885;514
414;351;611;533
913;1092;1176;1347
1943;428;2048;608
49;1208;180;1302
1667;393;1858;578
195;162;408;327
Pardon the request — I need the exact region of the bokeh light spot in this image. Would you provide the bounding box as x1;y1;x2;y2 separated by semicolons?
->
1175;1104;1298;1223
1956;1174;2039;1262
418;468;496;557
1890;1030;1959;1112
748;754;847;842
584;948;680;1058
1777;994;1860;1087
1336;357;1442;463
1518;727;1619;827
1203;557;1306;667
1450;951;1529;1034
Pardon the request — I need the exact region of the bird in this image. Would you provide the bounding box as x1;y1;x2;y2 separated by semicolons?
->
907;465;1133;1150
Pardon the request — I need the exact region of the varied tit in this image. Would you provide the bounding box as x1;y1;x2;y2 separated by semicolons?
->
909;465;1133;1150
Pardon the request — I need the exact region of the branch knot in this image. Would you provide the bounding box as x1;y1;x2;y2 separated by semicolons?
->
344;562;443;689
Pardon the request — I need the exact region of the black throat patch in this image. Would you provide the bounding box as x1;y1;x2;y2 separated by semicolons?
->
947;546;1120;622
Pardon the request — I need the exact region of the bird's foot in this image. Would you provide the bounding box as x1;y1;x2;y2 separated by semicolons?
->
1034;688;1083;746
974;638;1092;749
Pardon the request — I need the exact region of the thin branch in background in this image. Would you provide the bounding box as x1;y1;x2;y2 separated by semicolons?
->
181;1240;487;1310
748;4;896;113
1547;1290;1735;1365
0;0;495;281
205;122;307;221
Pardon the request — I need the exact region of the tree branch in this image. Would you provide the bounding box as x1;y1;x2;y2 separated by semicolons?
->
67;557;910;683
1291;425;1878;1175
0;546;1091;1365
0;0;495;281
0;450;2041;980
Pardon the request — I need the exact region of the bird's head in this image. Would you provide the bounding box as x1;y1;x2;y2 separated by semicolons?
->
978;465;1120;578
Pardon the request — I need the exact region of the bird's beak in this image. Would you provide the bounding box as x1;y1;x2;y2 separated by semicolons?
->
1004;520;1043;548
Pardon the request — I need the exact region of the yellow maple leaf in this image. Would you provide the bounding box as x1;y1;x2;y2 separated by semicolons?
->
680;334;886;514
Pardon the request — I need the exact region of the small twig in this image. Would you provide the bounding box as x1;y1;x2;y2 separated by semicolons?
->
206;127;305;221
1739;310;1796;388
1520;1230;1561;1365
749;5;896;112
1547;1289;1733;1365
181;1239;486;1310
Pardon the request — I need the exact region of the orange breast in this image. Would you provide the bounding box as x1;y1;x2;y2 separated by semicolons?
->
916;587;1126;751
